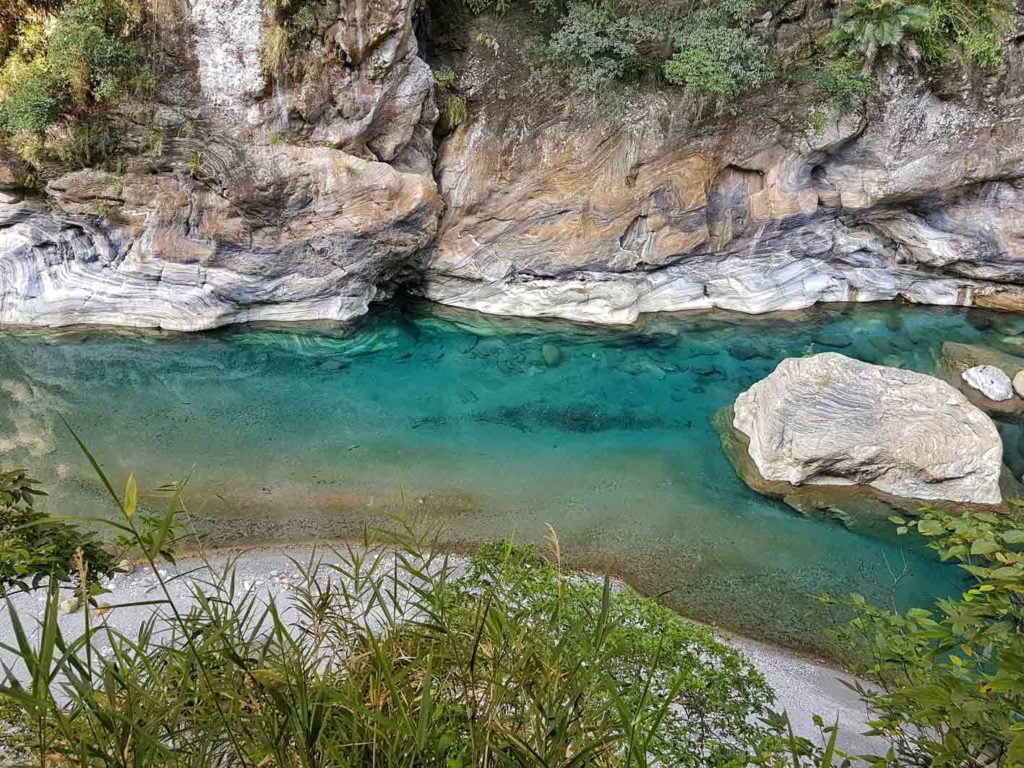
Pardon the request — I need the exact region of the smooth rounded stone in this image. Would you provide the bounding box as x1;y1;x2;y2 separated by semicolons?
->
879;354;904;368
999;336;1024;355
542;342;564;367
966;310;996;331
732;352;1003;505
941;341;1024;378
849;340;880;364
887;335;916;352
962;365;1013;401
726;339;760;360
691;360;724;377
1013;370;1024;398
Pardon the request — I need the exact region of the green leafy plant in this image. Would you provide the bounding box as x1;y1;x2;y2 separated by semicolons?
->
433;64;458;89
0;450;844;767
539;2;665;90
919;0;1010;67
445;93;469;126
523;0;772;101
662;0;771;101
833;0;931;73
811;56;877;109
0;468;114;593
826;507;1024;767
261;22;289;74
0;0;149;168
433;65;469;129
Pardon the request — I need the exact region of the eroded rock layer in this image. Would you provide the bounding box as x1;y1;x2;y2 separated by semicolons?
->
732;352;1003;505
0;147;437;330
422;19;1024;324
2;2;1024;329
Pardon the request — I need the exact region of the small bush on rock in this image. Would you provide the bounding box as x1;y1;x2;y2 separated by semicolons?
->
0;0;149;168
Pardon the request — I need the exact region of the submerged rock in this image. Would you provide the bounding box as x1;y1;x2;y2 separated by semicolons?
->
732;353;1002;505
941;342;1024;379
542;343;564;367
810;330;851;349
962;365;1014;401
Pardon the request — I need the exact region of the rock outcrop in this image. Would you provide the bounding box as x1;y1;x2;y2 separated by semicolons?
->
2;2;1024;330
0;0;439;330
421;18;1024;324
732;353;1003;505
0;146;437;330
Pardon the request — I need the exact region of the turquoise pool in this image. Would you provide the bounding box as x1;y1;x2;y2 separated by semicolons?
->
4;301;1020;654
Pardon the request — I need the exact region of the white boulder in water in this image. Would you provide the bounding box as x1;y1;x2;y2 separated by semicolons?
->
962;365;1014;401
733;353;1002;505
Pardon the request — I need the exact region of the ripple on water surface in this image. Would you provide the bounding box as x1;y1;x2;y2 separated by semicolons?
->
3;302;1019;655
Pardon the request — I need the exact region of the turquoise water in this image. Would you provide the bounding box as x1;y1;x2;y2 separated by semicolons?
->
3;301;1021;654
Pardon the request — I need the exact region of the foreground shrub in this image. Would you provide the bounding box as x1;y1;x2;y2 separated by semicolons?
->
0;451;843;767
0;524;795;765
827;507;1024;767
0;467;114;593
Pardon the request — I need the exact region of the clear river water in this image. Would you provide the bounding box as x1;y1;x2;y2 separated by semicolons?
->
4;301;1023;655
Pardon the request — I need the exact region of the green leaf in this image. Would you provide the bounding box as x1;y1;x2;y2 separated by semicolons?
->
124;473;137;521
970;537;1000;556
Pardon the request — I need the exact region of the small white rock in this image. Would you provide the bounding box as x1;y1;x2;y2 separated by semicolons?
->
962;365;1013;401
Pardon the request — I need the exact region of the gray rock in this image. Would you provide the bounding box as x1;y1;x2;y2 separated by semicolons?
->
733;353;1002;505
0;148;438;330
0;0;440;331
962;365;1014;401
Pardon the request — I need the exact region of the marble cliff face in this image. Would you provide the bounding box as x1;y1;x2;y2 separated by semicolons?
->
0;0;439;330
0;0;1023;329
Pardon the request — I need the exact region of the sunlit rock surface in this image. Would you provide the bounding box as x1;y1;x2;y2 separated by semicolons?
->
732;353;1003;505
0;0;439;330
422;19;1024;324
2;1;1024;329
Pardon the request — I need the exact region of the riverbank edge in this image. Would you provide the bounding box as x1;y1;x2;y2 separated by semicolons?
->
76;540;883;754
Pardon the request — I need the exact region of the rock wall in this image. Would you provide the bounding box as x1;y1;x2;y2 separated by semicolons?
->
0;148;436;330
421;20;1024;324
2;4;1024;330
0;0;439;330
